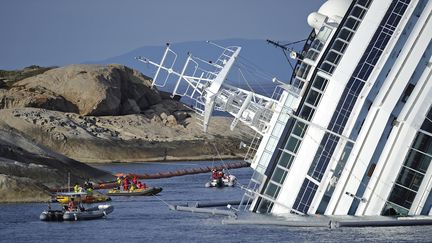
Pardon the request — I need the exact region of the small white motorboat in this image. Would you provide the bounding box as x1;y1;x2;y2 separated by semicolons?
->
205;174;237;188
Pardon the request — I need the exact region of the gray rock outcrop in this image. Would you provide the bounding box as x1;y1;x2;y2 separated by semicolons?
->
2;64;162;116
0;108;252;163
0;64;254;163
0;64;254;202
0;123;114;203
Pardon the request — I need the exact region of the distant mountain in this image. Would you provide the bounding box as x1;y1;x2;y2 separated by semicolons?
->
86;39;304;97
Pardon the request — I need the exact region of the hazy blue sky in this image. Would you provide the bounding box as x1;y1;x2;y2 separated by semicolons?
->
0;0;324;69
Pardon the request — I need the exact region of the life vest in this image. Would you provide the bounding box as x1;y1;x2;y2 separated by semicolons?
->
130;184;136;192
68;201;77;211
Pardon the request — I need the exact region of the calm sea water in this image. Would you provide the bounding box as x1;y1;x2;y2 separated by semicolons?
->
0;161;431;242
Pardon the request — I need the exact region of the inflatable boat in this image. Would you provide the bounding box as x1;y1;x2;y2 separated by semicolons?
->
205;175;237;188
107;187;162;196
40;210;65;221
62;205;114;221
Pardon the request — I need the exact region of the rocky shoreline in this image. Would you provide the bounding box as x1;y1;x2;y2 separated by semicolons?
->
0;64;253;202
0;124;115;203
0;108;251;163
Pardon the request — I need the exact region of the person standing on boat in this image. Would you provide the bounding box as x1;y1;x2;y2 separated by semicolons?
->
84;179;93;191
116;176;122;190
68;198;77;212
123;177;129;191
86;186;93;196
212;169;218;179
73;183;79;193
129;183;136;192
137;181;147;189
132;176;138;186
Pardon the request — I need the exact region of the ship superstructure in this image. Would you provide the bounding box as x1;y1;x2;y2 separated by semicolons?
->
244;0;432;216
139;0;432;217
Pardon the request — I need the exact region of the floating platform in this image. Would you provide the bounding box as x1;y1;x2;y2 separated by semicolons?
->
222;214;432;228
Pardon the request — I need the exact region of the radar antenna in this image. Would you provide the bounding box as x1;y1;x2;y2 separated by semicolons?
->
266;39;307;69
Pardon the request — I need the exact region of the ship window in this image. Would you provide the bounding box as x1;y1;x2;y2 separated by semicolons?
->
312;76;328;91
285;136;301;154
387;11;402;28
387;184;417;209
396;167;424;191
339;28;354;42
333;39;349;54
271;166;288;184
310;40;321;50
367;163;376;177
293;121;307;138
382;202;409;216
420;109;432;134
292;77;305;90
316;26;332;42
341;92;355;113
366;47;382;64
272;122;285;137
300;105;315;121
403;149;431;174
321;62;336;74
306;89;322;107
265;182;281;198
356;0;372;8
358;119;365;132
353;3;368;11
296;63;311;80
308;148;323;179
279;109;290;122
310;134;339;181
305;49;320;61
293;179;318;214
401;83;415;103
266;137;278;152
353;78;366;92
357;63;374;81
376;31;392;51
278;152;294;168
411;132;432;156
344;17;360;32
393;3;407;15
326;51;342;66
257;199;274;214
351;6;367;19
310;39;324;51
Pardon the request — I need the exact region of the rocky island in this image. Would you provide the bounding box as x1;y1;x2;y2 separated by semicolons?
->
0;64;253;202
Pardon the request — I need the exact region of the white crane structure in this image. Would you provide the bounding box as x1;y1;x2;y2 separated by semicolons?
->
136;41;292;136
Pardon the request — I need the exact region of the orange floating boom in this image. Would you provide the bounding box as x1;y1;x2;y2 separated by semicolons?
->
95;161;250;190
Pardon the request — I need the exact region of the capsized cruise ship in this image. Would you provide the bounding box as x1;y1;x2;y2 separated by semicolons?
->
138;0;432;217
